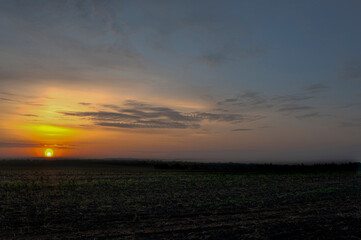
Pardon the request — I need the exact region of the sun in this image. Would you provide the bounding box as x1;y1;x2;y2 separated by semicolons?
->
44;148;54;158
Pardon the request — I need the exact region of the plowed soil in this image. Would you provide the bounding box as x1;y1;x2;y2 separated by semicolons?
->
0;168;360;239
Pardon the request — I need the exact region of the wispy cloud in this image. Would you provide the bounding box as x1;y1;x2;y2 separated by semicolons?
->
218;91;272;109
338;118;361;128
0;142;75;149
0;91;48;107
199;45;267;67
0;142;41;148
0;91;16;96
61;100;261;129
303;83;329;93
272;95;313;102
97;121;199;129
194;112;247;123
338;102;361;109
0;97;14;102
231;128;253;132
218;89;322;119
278;104;314;112
101;104;121;111
62;111;140;121
295;112;324;119
0;0;144;87
200;53;229;67
339;59;361;81
79;102;91;106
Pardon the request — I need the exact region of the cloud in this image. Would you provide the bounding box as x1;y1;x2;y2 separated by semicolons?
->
79;102;91;106
0;0;144;86
196;20;268;67
61;111;140;121
0;97;14;102
303;83;329;93
217;89;326;121
259;125;273;129
122;0;267;67
339;102;361;109
295;112;323;119
0;91;48;107
199;46;267;67
218;91;272;109
231;128;253;132
218;90;316;111
200;53;228;66
339;60;361;81
44;144;76;150
61;105;198;129
0;142;75;149
101;104;121;110
0;96;44;106
97;121;199;129
195;112;250;123
0;91;16;96
0;90;50;100
61;100;261;130
0;142;41;148
338;118;361;128
272;95;313;102
278;105;314;112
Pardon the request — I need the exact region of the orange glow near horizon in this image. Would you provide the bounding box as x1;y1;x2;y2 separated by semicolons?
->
13;123;87;158
44;148;54;158
0;86;236;159
22;124;83;143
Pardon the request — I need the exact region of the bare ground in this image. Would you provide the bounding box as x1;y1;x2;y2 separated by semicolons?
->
0;168;360;239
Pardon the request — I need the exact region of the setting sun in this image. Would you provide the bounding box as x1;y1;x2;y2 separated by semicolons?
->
44;148;54;158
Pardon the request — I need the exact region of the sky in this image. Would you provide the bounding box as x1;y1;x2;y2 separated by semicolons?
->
0;0;360;162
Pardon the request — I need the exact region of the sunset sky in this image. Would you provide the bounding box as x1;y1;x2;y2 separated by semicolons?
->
0;0;360;162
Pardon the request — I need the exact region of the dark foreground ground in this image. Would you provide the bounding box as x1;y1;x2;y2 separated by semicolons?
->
0;160;360;239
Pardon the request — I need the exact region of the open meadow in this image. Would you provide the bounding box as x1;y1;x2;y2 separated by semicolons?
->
0;161;360;239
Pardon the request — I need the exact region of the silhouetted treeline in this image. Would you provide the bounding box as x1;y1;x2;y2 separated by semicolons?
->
0;159;359;173
153;161;360;173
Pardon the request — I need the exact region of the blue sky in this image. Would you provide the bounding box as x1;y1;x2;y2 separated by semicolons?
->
0;0;360;161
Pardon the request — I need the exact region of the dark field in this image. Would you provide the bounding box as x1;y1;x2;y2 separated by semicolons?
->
0;161;360;239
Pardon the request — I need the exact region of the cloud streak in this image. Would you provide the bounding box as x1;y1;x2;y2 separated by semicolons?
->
217;91;272;109
339;60;361;81
215;87;336;121
61;100;260;129
231;128;253;132
278;105;314;112
338;118;361;128
295;112;324;119
303;83;328;93
0;142;75;149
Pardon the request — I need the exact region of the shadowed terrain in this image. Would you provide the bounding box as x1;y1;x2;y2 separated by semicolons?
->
0;160;360;239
